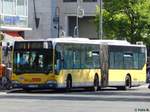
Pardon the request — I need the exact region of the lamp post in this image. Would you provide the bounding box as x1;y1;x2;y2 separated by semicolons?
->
76;5;79;37
99;0;103;40
55;6;60;38
74;0;80;37
74;0;84;37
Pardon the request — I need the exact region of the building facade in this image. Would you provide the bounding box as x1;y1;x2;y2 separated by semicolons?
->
25;0;99;39
25;0;54;39
59;0;98;38
0;0;31;70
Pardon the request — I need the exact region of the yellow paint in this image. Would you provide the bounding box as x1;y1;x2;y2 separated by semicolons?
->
12;64;146;87
11;73;56;84
12;69;101;86
56;69;101;85
109;64;146;82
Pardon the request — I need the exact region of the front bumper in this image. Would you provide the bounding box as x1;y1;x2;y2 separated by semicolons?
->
12;81;57;89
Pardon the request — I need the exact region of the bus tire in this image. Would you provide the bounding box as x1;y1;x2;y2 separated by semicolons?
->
117;75;131;90
66;75;72;92
93;75;99;91
125;75;131;90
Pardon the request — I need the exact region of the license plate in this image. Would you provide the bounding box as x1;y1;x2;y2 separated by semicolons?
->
28;85;38;88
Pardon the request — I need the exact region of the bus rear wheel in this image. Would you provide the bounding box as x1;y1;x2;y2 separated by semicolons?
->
117;75;131;90
93;75;99;91
125;75;131;90
66;76;72;92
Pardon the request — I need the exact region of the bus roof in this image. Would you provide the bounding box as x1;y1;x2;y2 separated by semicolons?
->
91;39;146;47
47;37;145;47
15;37;146;47
47;37;97;44
91;39;130;45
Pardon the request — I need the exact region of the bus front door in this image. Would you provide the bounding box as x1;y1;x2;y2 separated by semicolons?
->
100;44;108;87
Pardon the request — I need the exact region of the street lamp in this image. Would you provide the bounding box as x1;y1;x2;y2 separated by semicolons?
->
99;0;103;40
74;0;79;37
74;0;84;37
55;6;60;38
53;6;60;38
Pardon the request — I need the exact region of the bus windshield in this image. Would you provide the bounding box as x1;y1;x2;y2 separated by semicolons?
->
13;49;53;74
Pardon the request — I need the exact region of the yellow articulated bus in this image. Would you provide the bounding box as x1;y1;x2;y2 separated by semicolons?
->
11;38;147;91
93;40;147;90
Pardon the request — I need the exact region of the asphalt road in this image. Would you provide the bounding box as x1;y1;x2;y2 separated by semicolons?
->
0;85;150;112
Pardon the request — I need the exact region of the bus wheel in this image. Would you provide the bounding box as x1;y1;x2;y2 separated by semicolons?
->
66;76;72;92
117;75;131;90
125;75;131;90
93;75;99;91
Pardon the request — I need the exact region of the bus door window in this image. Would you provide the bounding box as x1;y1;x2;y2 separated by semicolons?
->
63;44;74;69
92;45;100;68
55;52;62;72
73;45;80;69
81;45;86;68
92;50;100;68
86;46;93;69
55;44;64;72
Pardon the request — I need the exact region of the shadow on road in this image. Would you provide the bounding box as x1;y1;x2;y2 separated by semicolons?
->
1;92;150;103
6;87;150;96
0;87;149;103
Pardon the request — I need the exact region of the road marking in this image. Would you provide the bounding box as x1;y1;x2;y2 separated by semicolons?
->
0;92;7;95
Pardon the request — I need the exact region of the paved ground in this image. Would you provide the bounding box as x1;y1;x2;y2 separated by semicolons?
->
0;84;150;112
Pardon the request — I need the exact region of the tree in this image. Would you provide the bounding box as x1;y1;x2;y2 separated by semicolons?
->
95;0;150;45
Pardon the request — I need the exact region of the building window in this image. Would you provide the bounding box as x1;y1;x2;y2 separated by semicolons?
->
0;0;28;27
0;0;2;14
1;0;28;16
63;0;97;2
83;0;97;2
63;0;77;2
17;0;27;16
3;0;14;15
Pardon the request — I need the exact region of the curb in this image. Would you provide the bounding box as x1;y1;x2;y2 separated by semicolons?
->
137;84;149;88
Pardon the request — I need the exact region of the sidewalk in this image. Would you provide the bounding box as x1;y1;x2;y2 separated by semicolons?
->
135;84;149;89
0;91;7;95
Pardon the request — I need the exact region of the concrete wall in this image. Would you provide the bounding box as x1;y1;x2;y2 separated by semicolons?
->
25;0;53;39
25;0;99;39
79;17;97;38
59;0;98;38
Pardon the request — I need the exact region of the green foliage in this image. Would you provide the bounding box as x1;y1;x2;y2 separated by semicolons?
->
95;0;150;46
